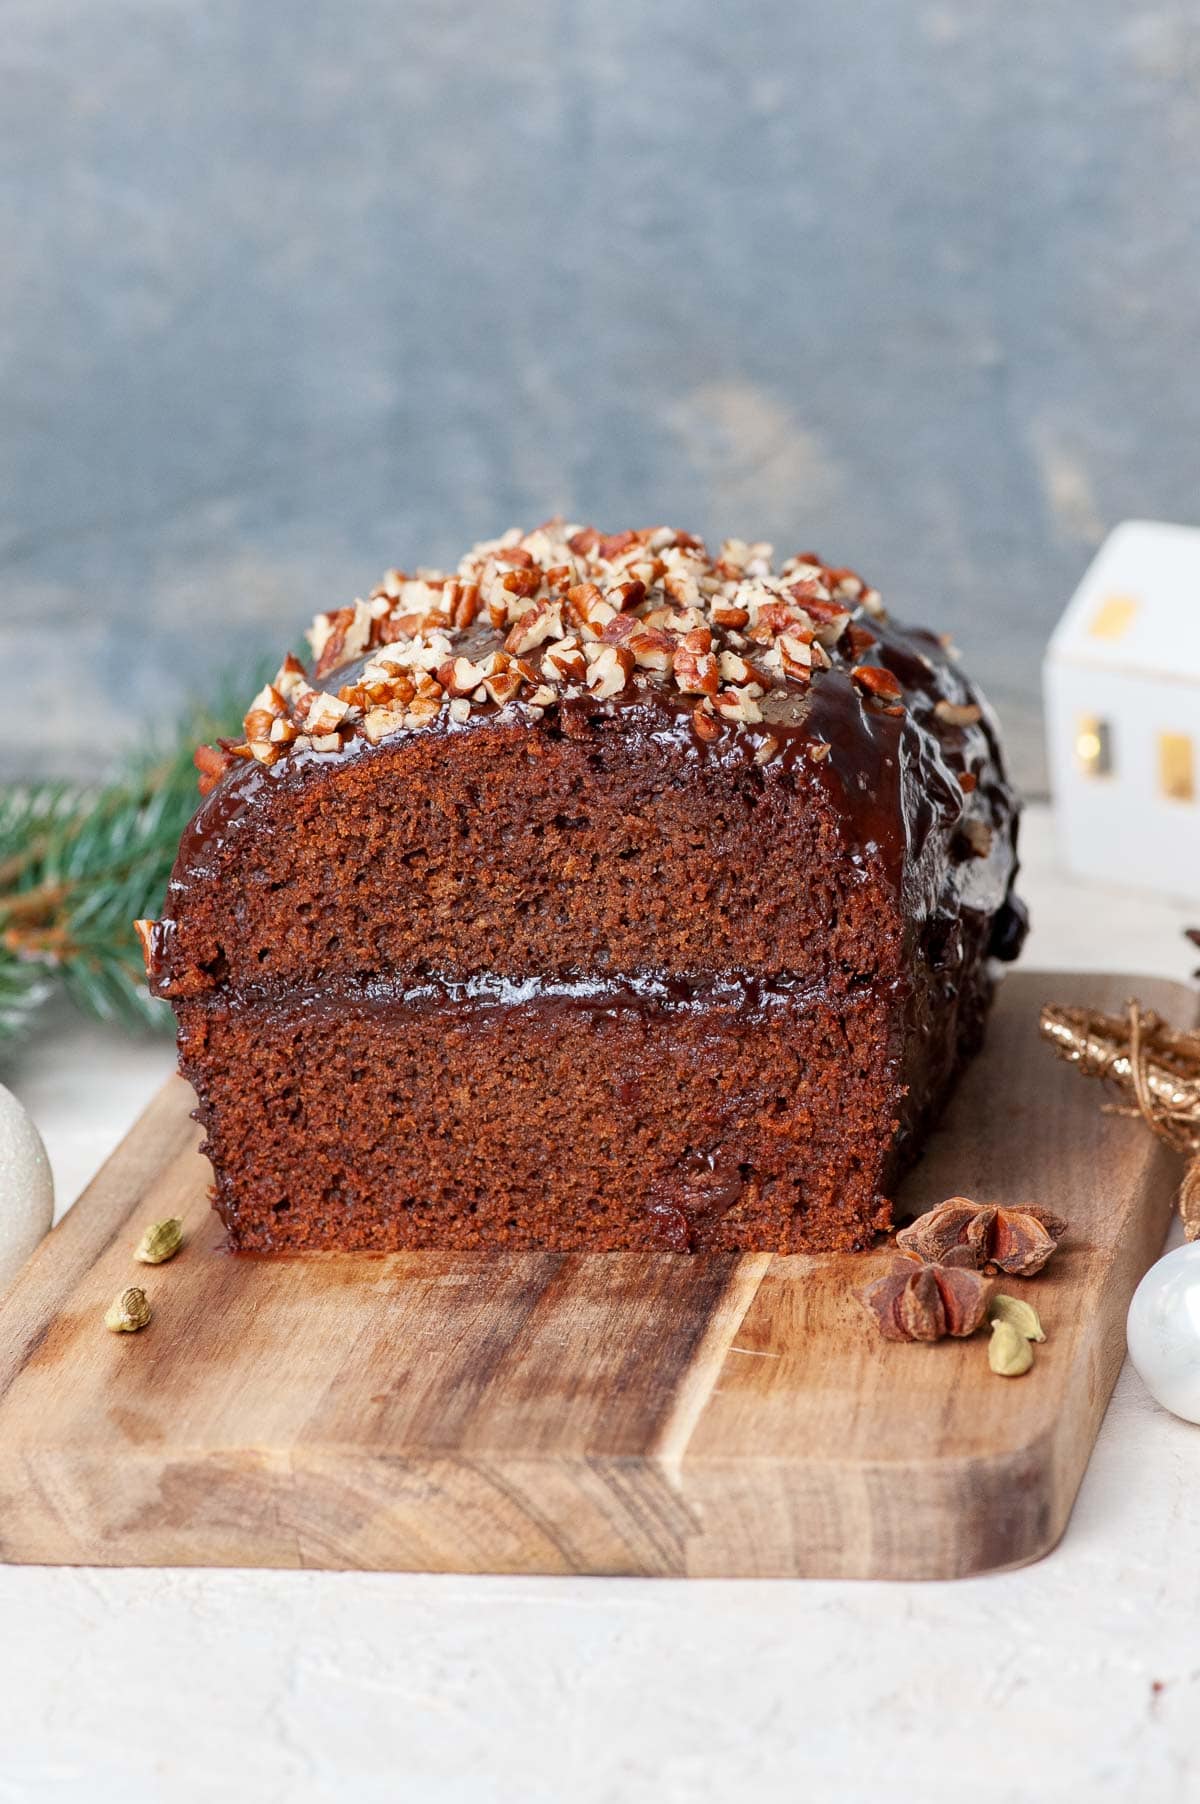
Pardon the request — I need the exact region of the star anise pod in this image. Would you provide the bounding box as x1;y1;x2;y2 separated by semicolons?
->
896;1197;1067;1277
859;1259;990;1343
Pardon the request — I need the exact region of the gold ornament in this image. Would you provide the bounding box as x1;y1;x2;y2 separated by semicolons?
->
1039;1001;1200;1241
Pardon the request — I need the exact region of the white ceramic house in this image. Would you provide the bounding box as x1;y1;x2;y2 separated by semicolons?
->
1045;519;1200;900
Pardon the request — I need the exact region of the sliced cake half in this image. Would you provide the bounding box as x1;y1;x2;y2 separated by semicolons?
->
140;523;1026;1253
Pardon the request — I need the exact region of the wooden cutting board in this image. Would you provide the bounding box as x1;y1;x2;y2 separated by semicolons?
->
0;971;1188;1579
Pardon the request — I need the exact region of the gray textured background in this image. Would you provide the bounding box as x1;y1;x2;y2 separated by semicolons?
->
4;0;1200;793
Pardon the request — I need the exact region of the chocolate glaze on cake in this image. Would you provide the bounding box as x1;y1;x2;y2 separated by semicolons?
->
140;524;1026;1253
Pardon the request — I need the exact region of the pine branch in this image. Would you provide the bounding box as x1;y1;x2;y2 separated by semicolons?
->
0;669;266;1049
0;947;50;1040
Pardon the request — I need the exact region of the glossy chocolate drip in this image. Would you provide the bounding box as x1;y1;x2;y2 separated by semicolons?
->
198;963;899;1025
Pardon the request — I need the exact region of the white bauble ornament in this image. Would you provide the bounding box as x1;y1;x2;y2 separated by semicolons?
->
0;1083;54;1289
1126;1244;1200;1425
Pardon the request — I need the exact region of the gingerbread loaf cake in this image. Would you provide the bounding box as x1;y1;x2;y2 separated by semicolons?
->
139;523;1026;1254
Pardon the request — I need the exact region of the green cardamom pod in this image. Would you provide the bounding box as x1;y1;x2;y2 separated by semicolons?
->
105;1286;152;1333
989;1293;1046;1343
134;1218;184;1265
989;1318;1033;1377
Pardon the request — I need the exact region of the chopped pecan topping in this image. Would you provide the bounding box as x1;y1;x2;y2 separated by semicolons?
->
564;581;604;627
193;743;233;796
504;599;563;656
608;577;646;612
597;529;639;561
274;653;307;701
717;650;753;686
896;1197;1067;1277
934;699;983;727
711;602;750;629
692;701;721;741
776;633;814;682
586;643;634;698
362;705;408;745
301;692;351;735
438;657;486;698
672;632;720;696
714;685;763;724
860;1259;991;1342
501;565;541;598
851;663;904;702
628;627;675;672
825;565;867;599
958;819;994;859
133;918;156;972
542;637;588;683
197;519;987;774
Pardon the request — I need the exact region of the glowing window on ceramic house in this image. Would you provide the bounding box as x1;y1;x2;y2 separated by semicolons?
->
1074;714;1113;777
1158;732;1195;802
1087;593;1139;641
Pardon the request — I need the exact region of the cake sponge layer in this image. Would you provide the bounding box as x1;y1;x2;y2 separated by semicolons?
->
176;976;979;1255
152;703;904;1002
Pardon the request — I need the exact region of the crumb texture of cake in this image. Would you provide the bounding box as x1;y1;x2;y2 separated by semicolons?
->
141;523;1027;1254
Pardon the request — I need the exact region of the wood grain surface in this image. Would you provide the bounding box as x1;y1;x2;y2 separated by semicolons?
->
0;971;1188;1579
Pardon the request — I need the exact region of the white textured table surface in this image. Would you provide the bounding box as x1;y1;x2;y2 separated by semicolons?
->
2;804;1198;1804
